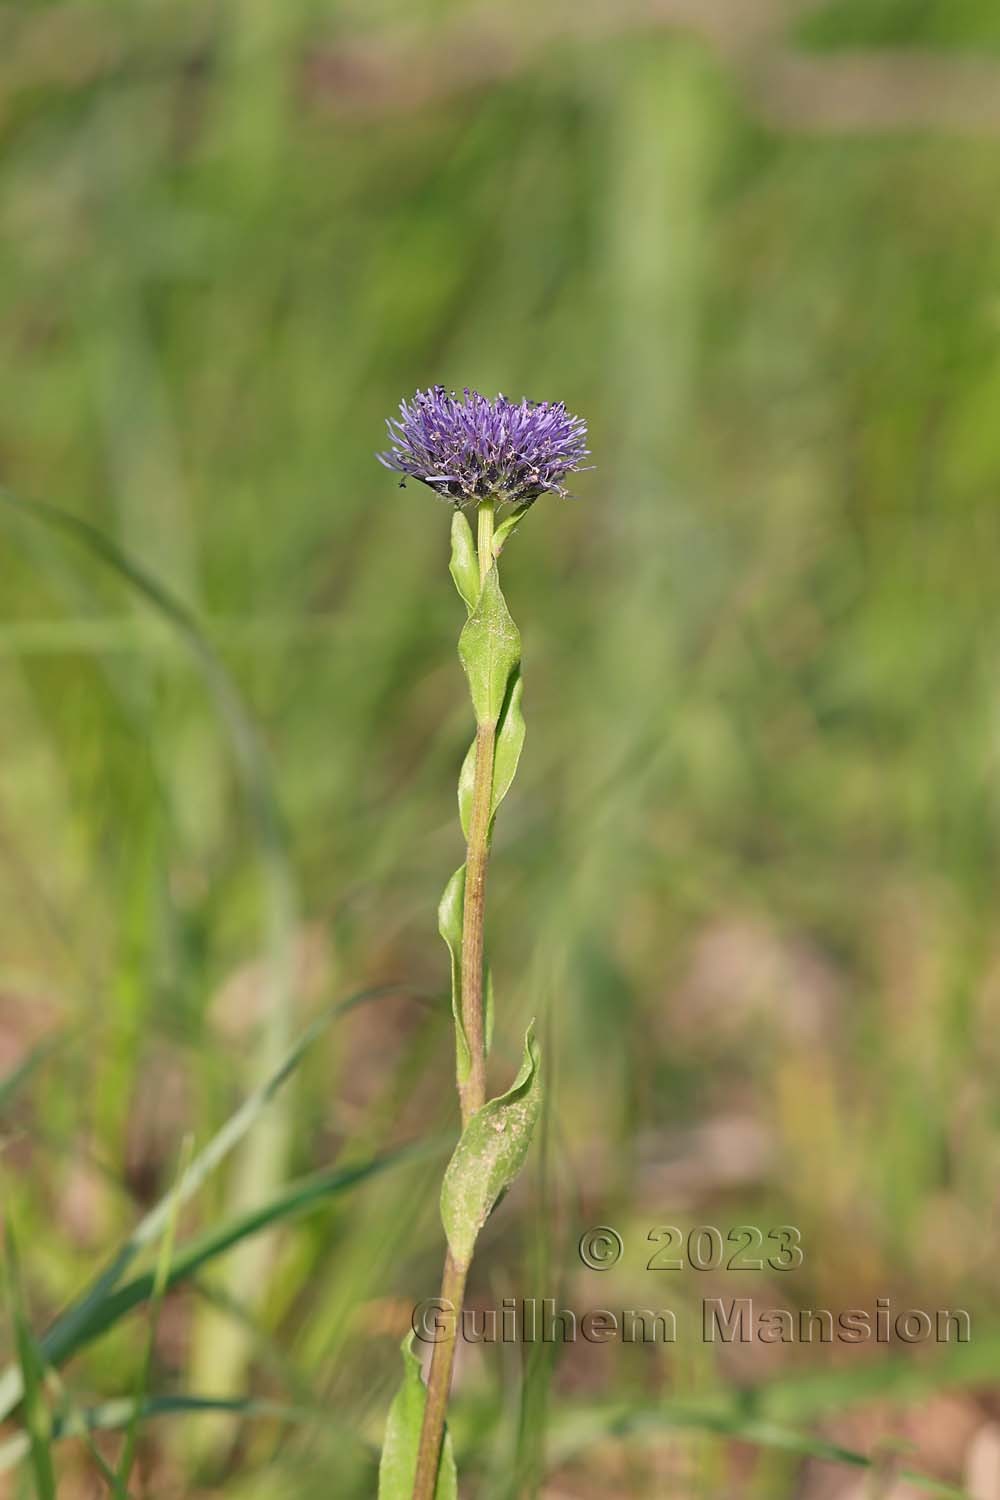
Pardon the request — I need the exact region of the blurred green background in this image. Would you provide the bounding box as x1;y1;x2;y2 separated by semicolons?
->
3;1;1000;1495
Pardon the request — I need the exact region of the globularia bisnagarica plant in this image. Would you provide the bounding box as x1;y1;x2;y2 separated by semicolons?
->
374;388;590;1499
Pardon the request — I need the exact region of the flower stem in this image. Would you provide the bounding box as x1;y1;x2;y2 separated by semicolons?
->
459;499;495;1123
411;1251;467;1500
476;497;495;587
459;718;493;1121
411;501;497;1500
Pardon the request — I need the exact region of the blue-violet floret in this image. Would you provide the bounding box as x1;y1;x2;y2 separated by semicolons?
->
378;387;589;507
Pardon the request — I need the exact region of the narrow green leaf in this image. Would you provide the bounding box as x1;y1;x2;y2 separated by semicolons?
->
448;510;480;614
547;1403;972;1498
118;1136;193;1491
33;1152;416;1376
457;565;521;728
458;670;526;840
0;489;286;863
3;1222;56;1500
0;1038;58;1117
0;485;303;1422
491;503;532;558
0;1394;323;1474
378;1333;457;1500
0;983;399;1423
438;866;470;1085
440;1024;542;1268
36;1363;131;1499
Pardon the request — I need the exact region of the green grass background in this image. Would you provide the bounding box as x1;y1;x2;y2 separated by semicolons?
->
2;1;1000;1495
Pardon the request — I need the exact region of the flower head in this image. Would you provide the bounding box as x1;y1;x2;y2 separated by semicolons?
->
377;387;589;508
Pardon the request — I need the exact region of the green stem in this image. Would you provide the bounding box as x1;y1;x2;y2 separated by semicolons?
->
476;498;495;586
411;501;496;1500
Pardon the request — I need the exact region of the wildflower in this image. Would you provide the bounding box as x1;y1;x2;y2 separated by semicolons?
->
377;386;589;507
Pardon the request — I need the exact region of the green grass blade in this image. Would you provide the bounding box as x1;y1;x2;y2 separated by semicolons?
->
547;1403;972;1499
0;1148;429;1478
0;484;300;1421
0;982;405;1423
3;1221;57;1500
0;1393;328;1474
0;489;283;847
0;1038;60;1117
117;1134;193;1491
55;1150;420;1361
41;1364;132;1499
4;1250;133;1497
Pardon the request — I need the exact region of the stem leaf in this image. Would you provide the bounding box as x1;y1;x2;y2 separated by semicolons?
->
377;1334;457;1500
438;866;470;1086
458;671;526;841
440;1024;542;1268
492;503;532;558
488;669;526;825
448;510;479;614
457;566;521;728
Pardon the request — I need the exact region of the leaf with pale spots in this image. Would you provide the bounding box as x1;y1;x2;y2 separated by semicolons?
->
440;1024;541;1268
377;1334;457;1500
458;565;521;728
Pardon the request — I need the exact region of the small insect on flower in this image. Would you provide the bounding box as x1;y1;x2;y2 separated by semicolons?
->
377;386;590;508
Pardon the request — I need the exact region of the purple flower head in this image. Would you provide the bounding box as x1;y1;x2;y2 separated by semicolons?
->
377;387;590;508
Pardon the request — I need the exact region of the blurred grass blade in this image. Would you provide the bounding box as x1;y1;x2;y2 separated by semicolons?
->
117;1135;193;1491
0;484;299;1420
42;1364;132;1499
0;1039;58;1117
0;489;283;845
0;1150;420;1477
0;982;403;1423
3;1220;56;1500
65;1147;427;1403
547;1404;972;1499
0;1393;324;1473
6;1244;133;1497
66;1151;416;1357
